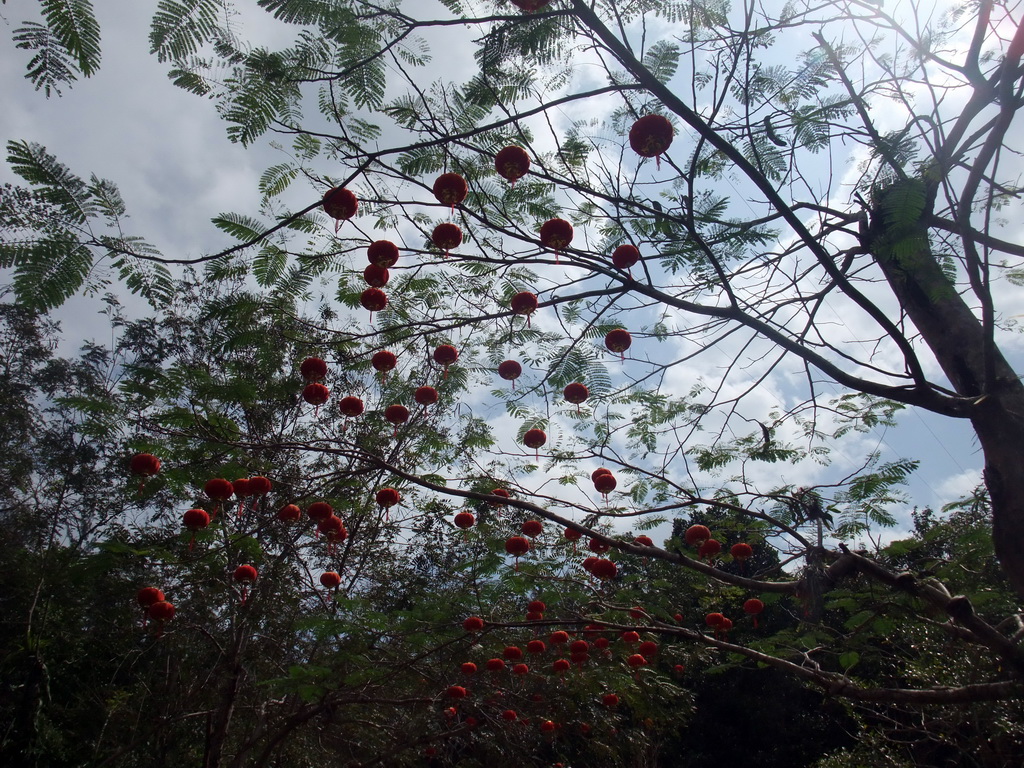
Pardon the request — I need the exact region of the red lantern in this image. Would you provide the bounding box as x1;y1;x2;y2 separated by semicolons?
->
503;645;524;661
454;511;475;529
233;564;258;604
367;239;399;267
602;693;619;707
629;114;674;166
612;244;640;273
527;639;546;654
522;519;543;537
633;535;653;547
594;636;610;650
415;386;439;406
432;172;468;210
495;145;531;185
317;516;348;554
148;599;175;626
371;350;398;383
137;587;164;608
376;487;401;509
591;467;613;482
621;630;640;644
204;478;233;502
248;476;272;497
182;508;210;550
638;640;658;657
461;662;478;676
277;503;301;522
320;571;342;589
307;501;333;522
731;542;754;561
431;222;462;257
384;404;409;436
588;537;611;554
505;535;530;568
522;428;546;459
550;630;569;644
593;472;617;496
300;357;328;381
512;662;530;676
491;487;511;505
447;685;468;699
129;453;161;494
463;616;485;632
497;359;522;389
604;328;632;358
360;287;388;321
363;264;389;287
684;524;711;547
339;396;365;418
743;598;764;628
511;0;550;11
563;382;588;412
627;654;647;670
433;344;458;378
540;720;556;733
528;599;546;613
591;559;617;580
564;527;582;543
526;610;544;621
539;218;573;256
232;478;251;517
502;709;518;722
486;658;506;672
582;556;598;574
302;382;330;409
698;538;721;560
322;187;357;231
705;612;726;629
551;659;570;674
510;291;539;327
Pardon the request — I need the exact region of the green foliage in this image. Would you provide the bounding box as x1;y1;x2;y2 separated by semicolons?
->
12;0;101;96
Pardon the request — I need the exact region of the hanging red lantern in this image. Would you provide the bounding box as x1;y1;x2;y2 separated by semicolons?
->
743;598;764;628
505;535;530;569
551;659;570;674
521;519;543;537
491;487;511;505
204;478;233;517
549;630;569;645
563;382;588;412
367;239;399;267
148;600;175;634
593;636;610;650
307;502;334;531
512;662;530;676
302;382;330;407
510;291;539;327
376;487;401;509
129;453;161;494
591;467;613;482
604;328;632;358
528;599;546;613
684;524;711;547
731;542;754;562
431;222;462;257
503;645;524;661
621;630;640;644
628;606;646;620
539;218;573;254
705;612;726;629
497;359;522;389
638;640;658;657
463;616;485;632
486;658;506;672
320;571;342;589
360;287;388;321
588;537;610;554
338;396;365;418
502;709;518;722
633;535;654;547
433;172;468;210
318;516;348;553
446;685;468;699
612;244;640;272
137;587;164;609
582;556;598;574
628;114;674;165
384;404;409;436
433;343;458;368
698;539;722;560
248;476;272;497
522;429;546;458
277;503;301;522
591;558;617;580
526;610;544;621
322;187;357;231
540;720;556;733
454;511;475;529
363;264;389;287
602;693;619;707
564;527;582;543
414;386;439;407
182;508;210;550
300;357;328;381
571;639;589;654
371;350;398;383
593;472;617;495
627;653;647;669
495;146;531;184
527;639;547;654
232;478;251;517
233;564;258;604
461;661;478;676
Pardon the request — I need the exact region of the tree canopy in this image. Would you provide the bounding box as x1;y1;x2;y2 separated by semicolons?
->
2;1;1024;766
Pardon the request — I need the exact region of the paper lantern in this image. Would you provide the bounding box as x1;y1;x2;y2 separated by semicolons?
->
495;145;531;184
432;222;462;257
300;357;328;381
629;114;674;164
433;172;468;210
367;240;399;267
322;187;357;230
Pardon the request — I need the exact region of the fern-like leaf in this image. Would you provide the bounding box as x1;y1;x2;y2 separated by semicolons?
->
150;0;221;63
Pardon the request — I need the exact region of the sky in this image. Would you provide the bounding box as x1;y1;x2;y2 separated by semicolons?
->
0;0;1008;545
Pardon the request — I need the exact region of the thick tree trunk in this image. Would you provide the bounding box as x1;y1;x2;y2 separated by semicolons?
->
869;184;1024;599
